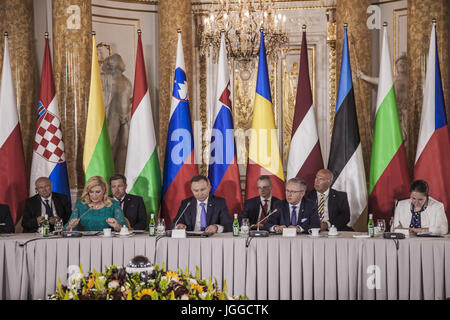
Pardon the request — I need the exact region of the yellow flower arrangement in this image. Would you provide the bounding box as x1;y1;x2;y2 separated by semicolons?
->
190;283;204;293
165;270;179;281
136;288;154;300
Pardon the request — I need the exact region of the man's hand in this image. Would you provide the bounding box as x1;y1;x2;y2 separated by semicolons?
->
320;221;328;231
205;225;218;234
49;216;59;225
274;225;286;233
36;216;45;225
175;224;187;229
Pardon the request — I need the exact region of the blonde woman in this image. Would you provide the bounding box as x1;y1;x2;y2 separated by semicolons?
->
64;176;128;231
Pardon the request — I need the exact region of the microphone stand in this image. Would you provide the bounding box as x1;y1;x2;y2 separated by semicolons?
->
249;209;278;237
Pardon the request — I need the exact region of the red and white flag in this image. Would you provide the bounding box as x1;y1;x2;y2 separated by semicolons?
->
414;23;450;217
287;30;323;189
0;34;28;225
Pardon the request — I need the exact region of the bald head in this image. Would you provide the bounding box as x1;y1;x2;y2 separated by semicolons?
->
35;177;52;199
314;169;333;193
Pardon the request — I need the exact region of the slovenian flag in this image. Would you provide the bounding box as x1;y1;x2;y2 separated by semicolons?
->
208;32;242;216
125;30;162;219
328;25;367;226
83;34;114;182
245;30;284;200
369;24;410;221
30;34;71;202
0;33;28;225
286;27;324;190
414;21;450;218
161;30;198;225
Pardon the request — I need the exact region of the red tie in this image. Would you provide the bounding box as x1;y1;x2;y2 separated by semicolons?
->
262;199;269;218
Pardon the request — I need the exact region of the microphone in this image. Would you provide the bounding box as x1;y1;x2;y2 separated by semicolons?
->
249;208;278;237
173;201;191;229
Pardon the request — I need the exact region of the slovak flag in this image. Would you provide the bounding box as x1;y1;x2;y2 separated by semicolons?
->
161;30;198;226
29;35;70;201
208;33;242;216
414;22;450;217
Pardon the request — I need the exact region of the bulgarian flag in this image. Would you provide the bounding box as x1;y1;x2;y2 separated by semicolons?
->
125;30;161;217
245;30;285;200
83;34;114;182
369;25;410;221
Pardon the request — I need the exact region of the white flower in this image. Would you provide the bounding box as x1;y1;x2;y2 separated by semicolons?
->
108;281;120;289
199;292;207;300
189;279;198;285
181;294;189;300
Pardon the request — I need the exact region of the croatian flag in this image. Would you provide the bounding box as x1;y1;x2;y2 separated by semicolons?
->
208;33;242;216
414;22;450;217
30;36;70;201
161;30;198;226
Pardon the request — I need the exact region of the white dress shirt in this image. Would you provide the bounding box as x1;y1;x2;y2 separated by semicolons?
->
393;197;448;234
194;198;224;233
40;195;58;218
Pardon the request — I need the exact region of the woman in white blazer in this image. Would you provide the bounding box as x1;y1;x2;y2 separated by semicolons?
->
393;180;448;235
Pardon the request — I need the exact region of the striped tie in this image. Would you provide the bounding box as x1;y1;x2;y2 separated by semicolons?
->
318;193;325;221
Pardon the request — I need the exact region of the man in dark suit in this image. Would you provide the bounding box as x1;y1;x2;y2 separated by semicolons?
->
305;169;352;231
241;175;280;227
110;174;147;230
22;177;72;233
265;178;320;233
171;175;232;233
0;204;14;233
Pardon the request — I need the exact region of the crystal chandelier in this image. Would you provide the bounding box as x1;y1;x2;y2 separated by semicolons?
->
200;0;288;63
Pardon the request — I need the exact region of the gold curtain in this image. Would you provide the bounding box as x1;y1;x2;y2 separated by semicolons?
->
52;0;92;189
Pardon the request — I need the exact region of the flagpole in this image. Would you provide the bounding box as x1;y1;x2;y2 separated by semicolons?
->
347;23;373;142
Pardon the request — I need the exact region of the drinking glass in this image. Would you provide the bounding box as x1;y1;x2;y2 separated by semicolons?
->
377;219;386;234
54;220;63;234
156;218;166;236
240;218;249;236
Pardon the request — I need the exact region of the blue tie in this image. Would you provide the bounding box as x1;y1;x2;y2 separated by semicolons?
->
200;202;207;230
291;206;297;225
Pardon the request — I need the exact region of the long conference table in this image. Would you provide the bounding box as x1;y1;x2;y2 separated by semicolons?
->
0;231;449;300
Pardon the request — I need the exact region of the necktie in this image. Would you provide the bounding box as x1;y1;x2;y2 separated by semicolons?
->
318;193;325;221
44;200;53;217
291;206;297;226
200;202;207;230
262;199;268;218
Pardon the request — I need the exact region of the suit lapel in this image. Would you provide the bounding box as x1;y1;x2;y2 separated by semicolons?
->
282;201;290;226
190;198;197;228
123;194;132;213
206;195;214;226
328;189;336;220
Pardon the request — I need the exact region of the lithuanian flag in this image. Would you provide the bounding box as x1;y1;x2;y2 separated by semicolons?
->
83;34;114;182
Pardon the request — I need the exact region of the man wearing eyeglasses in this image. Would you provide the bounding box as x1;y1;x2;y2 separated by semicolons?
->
22;177;72;233
264;177;320;233
240;175;280;227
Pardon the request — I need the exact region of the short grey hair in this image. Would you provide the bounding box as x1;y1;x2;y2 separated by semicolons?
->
286;177;307;189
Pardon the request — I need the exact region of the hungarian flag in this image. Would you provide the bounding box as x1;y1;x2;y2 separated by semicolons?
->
328;26;367;227
0;34;28;224
369;26;409;221
125;30;162;219
161;30;198;226
414;22;450;217
245;30;284;200
83;34;114;182
208;33;242;215
286;28;323;190
30;35;71;202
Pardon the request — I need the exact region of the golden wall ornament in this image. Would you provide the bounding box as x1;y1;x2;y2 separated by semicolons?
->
0;0;37;180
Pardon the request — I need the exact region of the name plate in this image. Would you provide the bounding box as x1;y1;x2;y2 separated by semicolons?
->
171;229;186;238
282;228;297;237
394;228;409;238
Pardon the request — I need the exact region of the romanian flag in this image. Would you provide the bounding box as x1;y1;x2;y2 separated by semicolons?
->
83;34;114;182
369;25;409;221
245;30;284;200
414;22;450;217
